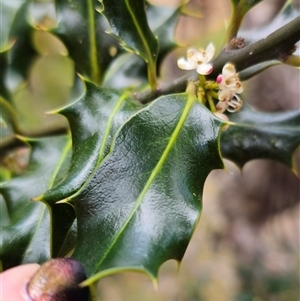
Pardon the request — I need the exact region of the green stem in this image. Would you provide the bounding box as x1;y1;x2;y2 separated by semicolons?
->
199;74;206;88
147;62;157;91
206;93;217;113
225;0;265;46
87;0;101;84
205;82;219;90
197;87;205;104
284;55;300;67
209;91;219;99
224;4;244;46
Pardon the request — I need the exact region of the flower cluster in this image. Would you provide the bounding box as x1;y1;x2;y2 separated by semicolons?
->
177;44;243;114
216;63;243;113
177;43;215;75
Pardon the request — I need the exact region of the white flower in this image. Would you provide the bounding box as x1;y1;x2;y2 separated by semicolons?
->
177;43;215;75
217;63;243;101
216;63;243;113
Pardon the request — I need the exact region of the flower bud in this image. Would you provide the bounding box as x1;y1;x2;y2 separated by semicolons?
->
26;258;89;301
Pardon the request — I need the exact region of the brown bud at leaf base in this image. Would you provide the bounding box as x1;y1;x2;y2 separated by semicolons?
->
26;258;89;301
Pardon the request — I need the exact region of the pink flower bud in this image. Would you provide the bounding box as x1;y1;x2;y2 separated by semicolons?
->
216;74;223;84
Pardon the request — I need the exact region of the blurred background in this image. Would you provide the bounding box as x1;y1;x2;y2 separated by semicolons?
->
1;0;299;300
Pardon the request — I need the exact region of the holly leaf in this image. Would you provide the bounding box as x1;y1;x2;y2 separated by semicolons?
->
69;93;224;283
221;104;300;174
39;81;141;204
0;136;70;270
98;0;158;89
54;0;121;84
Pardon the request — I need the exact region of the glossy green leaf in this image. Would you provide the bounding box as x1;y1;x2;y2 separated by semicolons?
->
54;0;121;84
70;93;224;281
99;0;158;89
0;136;70;270
40;81;141;204
221;105;300;173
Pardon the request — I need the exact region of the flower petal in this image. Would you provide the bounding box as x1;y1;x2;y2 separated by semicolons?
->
196;63;213;75
236;86;243;94
205;43;215;62
177;58;196;70
222;63;236;77
218;88;232;101
216;101;228;113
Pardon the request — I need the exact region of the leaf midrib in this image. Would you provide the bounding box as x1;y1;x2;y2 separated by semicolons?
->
124;0;154;64
94;93;195;271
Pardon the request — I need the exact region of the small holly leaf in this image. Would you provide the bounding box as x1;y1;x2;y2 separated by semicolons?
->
221;104;300;174
0;136;70;270
99;0;158;89
39;80;141;204
70;93;224;282
54;0;121;84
